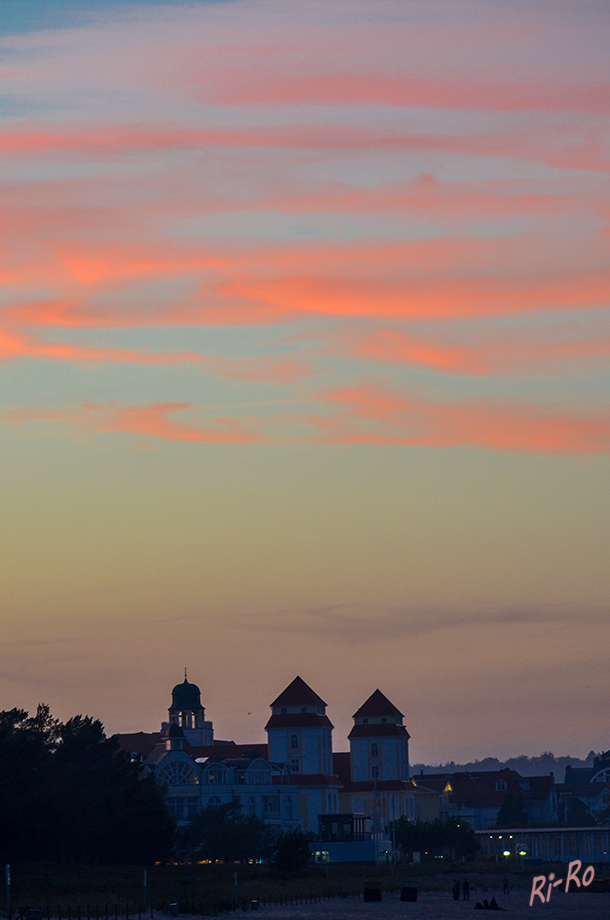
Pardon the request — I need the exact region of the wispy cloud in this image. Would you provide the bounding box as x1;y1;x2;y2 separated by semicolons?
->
2;402;265;444
4;386;609;454
232;602;610;645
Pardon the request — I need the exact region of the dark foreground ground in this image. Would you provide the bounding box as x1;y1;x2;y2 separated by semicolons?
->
168;888;610;920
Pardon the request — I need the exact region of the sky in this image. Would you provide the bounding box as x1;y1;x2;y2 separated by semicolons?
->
1;0;609;764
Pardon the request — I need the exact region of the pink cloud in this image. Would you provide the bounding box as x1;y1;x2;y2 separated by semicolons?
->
344;325;610;376
4;386;609;456
222;267;610;322
3;402;263;445
196;73;610;115
1;123;608;173
0;326;202;365
317;384;610;454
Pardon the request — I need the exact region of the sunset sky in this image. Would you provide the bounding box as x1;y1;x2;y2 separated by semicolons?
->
1;0;609;764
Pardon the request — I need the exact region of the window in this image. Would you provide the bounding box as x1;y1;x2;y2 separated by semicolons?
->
495;779;508;791
381;718;387;724
290;758;301;773
290;734;299;750
362;718;368;724
300;706;307;713
206;765;227;785
209;795;221;806
371;765;380;780
280;707;288;714
371;742;379;757
248;770;269;785
158;761;198;786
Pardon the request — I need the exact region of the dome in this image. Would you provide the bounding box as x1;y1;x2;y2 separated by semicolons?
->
169;677;204;711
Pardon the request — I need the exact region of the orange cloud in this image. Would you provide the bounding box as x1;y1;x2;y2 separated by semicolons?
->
3;402;263;444
345;325;610;376
223;267;610;321
4;387;609;455
349;329;485;374
319;384;610;454
0;323;314;386
0;326;203;365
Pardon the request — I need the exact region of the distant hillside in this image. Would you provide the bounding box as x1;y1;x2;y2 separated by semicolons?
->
411;751;599;779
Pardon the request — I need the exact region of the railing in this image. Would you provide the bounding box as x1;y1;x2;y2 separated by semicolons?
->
3;886;363;919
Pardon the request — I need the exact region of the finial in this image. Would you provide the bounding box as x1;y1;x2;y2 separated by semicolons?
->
184;666;188;681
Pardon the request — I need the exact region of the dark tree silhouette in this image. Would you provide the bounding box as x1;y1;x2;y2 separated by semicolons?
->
0;705;174;864
272;829;312;873
176;802;273;862
496;792;528;828
390;816;479;859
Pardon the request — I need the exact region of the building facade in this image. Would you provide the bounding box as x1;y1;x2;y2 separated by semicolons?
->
117;674;445;846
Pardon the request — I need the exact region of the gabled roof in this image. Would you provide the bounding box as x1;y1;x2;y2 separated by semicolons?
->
352;689;403;719
270;676;326;708
418;769;554;810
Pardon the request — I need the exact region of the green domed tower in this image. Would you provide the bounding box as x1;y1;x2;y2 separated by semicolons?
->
166;673;214;746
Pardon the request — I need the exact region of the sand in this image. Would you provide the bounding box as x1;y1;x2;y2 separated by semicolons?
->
218;888;610;919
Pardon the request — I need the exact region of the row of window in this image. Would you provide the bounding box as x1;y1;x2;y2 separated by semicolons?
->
158;760;275;787
168;794;295;820
279;706;324;714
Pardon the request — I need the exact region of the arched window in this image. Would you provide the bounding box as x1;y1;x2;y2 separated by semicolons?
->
371;742;379;758
495;778;508;791
290;734;299;750
158;761;198;786
206;764;227;785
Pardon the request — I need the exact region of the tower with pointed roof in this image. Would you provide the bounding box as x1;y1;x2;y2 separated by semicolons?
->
265;676;334;774
165;675;214;747
349;689;410;782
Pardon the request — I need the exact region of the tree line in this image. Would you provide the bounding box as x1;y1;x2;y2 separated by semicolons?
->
0;705;174;864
